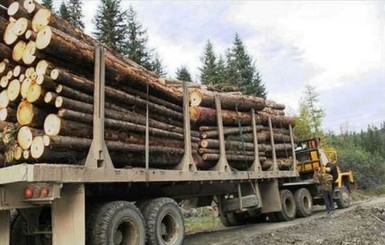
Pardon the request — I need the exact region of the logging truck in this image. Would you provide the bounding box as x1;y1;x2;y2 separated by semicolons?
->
0;1;356;245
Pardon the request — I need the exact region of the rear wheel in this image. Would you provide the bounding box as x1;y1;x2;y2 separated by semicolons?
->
142;198;184;245
276;189;296;221
336;185;350;209
87;201;146;245
294;188;313;217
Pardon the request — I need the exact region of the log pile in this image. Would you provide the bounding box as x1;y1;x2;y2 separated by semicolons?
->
0;0;297;172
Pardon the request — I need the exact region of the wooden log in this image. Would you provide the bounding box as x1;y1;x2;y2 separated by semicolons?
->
7;79;22;102
12;40;27;63
263;158;294;170
0;43;12;62
0;76;8;88
22;40;37;65
199;139;293;152
50;69;183;120
16;101;47;126
266;100;285;110
190;88;265;111
17;125;44;150
35;25;184;104
20;77;33;99
7;2;31;19
191;106;296;127
226;132;293;143
26;83;46;103
0;107;17;122
0;90;9;108
198;148;264;157
2;18;18;45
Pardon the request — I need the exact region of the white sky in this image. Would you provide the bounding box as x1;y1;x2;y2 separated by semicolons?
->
49;0;385;133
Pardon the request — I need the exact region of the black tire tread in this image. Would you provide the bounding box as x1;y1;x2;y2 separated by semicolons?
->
294;188;313;218
276;189;296;221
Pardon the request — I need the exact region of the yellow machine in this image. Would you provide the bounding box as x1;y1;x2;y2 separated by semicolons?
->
295;138;355;208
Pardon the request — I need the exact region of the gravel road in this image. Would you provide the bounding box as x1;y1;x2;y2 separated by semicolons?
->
185;196;385;245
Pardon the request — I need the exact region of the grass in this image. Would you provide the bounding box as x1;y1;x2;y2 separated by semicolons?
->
185;216;223;234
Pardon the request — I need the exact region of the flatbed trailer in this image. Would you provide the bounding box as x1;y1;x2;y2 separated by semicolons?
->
0;47;328;245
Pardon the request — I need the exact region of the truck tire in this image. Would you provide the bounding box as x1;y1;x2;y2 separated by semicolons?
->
219;212;248;227
294;188;313;217
336;185;351;209
219;214;232;227
142;197;184;245
276;189;296;221
87;201;146;245
10;209;52;245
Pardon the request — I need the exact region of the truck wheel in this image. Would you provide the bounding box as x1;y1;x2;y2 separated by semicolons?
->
276;189;296;221
336;185;351;209
294;188;313;217
142;197;184;245
87;201;146;245
219;212;248;226
219;214;232;227
11;209;52;245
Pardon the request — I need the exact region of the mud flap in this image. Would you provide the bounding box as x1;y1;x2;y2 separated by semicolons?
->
0;210;10;245
52;184;85;245
259;180;281;213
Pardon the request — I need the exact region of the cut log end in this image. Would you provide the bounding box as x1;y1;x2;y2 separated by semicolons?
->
55;96;63;108
32;9;51;33
14;18;29;36
21;78;33;99
50;68;59;80
31;136;45;159
0;90;9;108
24;0;36;14
26;83;42;103
44;114;61;136
36;60;49;75
23;150;30;160
0;108;7;121
17;101;33;125
36;26;52;50
7;79;21;102
190;90;202;107
12;40;27;62
7;2;20;17
4;22;18;45
22;41;37;65
17;126;33;150
0;77;8;88
13;146;23;161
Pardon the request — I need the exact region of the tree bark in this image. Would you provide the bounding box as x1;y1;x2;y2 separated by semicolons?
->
190;88;265;111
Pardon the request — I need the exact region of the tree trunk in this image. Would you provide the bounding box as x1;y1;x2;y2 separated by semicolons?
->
190;88;265;111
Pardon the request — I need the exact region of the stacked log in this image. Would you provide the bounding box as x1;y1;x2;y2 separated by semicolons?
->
0;0;196;168
0;1;297;172
188;85;297;171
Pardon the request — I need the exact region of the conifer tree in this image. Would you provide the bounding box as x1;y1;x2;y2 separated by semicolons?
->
226;34;267;98
151;53;167;77
199;40;218;85
176;66;192;82
42;0;54;10
123;6;153;70
67;0;84;30
93;0;127;53
59;1;70;20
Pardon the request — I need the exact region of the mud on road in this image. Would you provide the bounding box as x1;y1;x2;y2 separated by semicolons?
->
185;196;385;245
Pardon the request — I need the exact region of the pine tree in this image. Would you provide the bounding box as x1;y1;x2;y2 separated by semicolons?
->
123;6;153;70
295;85;325;140
42;0;54;10
176;66;192;82
199;40;219;85
93;0;127;53
226;34;267;98
151;53;167;77
216;55;227;84
67;0;84;30
59;1;70;20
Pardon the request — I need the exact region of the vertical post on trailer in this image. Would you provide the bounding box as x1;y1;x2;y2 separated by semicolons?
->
211;96;230;171
52;184;85;245
177;81;197;171
250;109;261;172
0;210;10;245
268;117;278;171
289;125;297;171
85;45;113;169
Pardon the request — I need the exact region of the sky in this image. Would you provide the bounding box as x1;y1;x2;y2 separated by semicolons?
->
49;0;385;133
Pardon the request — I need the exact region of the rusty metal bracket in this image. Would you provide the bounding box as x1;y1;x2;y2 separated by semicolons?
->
85;45;113;169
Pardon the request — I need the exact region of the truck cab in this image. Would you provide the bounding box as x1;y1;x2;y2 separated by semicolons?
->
295;138;355;208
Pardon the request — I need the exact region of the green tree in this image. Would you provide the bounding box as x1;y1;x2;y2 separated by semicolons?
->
295;85;325;140
151;53;167;77
200;40;219;85
176;66;192;82
42;0;54;10
67;0;84;30
226;34;267;98
59;1;70;20
93;0;127;53
123;6;153;70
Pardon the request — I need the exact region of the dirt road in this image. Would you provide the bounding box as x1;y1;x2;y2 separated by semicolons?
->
185;196;385;245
